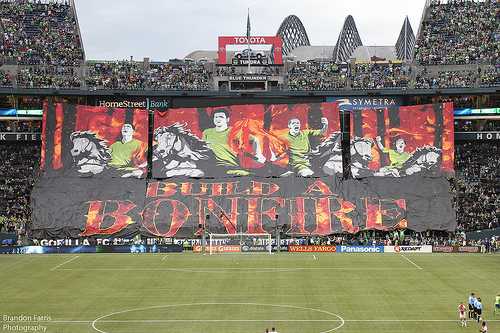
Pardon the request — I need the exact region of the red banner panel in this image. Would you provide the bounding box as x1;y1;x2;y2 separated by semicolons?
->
153;102;342;179
41;103;149;178
350;103;454;178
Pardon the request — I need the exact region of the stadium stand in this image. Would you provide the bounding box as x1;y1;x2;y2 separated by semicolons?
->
455;142;500;232
0;142;40;237
0;0;500;92
414;68;477;89
351;62;411;90
86;60;146;90
0;0;499;245
148;61;210;91
17;66;81;89
0;0;84;66
415;0;500;66
0;69;12;87
285;61;346;91
480;66;500;87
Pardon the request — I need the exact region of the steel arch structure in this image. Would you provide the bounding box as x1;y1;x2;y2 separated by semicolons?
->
276;15;311;55
332;15;362;63
395;16;416;61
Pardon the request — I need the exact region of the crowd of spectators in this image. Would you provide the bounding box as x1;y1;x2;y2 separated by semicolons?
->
0;69;12;87
0;142;40;237
455;120;500;132
148;61;210;91
0;0;84;65
4;1;500;92
351;64;411;90
480;66;500;87
86;60;146;90
84;60;211;91
0;120;40;132
414;68;477;89
285;61;347;91
415;0;500;66
455;142;500;232
17;66;81;89
455;120;477;132
287;231;496;250
284;61;413;91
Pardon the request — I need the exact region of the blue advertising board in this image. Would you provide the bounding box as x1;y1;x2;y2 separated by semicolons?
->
327;97;402;111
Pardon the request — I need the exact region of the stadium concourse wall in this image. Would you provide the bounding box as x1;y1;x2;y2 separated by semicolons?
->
0;244;481;254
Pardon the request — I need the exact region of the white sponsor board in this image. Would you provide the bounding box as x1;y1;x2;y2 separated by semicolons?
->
384;245;432;253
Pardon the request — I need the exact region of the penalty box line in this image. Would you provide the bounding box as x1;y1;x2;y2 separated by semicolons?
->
50;256;79;271
401;254;422;269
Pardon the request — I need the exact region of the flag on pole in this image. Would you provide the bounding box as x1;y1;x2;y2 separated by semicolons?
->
246;8;251;72
246;9;251;42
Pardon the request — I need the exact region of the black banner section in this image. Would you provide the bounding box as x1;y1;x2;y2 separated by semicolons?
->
30;177;146;239
141;175;455;238
30;174;454;239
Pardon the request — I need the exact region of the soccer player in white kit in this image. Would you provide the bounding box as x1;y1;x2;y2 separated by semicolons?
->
459;302;467;327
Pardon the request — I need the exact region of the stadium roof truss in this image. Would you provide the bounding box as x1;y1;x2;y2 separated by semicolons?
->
332;15;362;64
276;15;311;55
395;16;416;61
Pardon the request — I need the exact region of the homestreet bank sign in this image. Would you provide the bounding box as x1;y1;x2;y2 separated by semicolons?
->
326;97;402;111
96;98;171;111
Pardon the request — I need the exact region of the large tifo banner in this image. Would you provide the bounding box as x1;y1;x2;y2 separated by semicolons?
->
350;103;454;178
153;103;342;178
30;103;456;239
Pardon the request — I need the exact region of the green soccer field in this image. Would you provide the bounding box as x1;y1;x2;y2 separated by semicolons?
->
1;252;499;333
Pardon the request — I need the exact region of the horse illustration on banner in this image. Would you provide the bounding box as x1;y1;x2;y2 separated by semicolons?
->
350;136;376;178
303;131;343;176
70;131;112;176
152;124;212;178
401;146;442;176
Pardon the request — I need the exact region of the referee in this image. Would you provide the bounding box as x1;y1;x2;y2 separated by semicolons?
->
476;298;483;322
469;293;476;319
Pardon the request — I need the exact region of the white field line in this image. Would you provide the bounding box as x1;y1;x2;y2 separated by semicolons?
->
2;319;500;323
95;318;500;322
161;254;168;260
50;256;79;271
91;302;345;333
52;267;419;273
401;255;422;269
